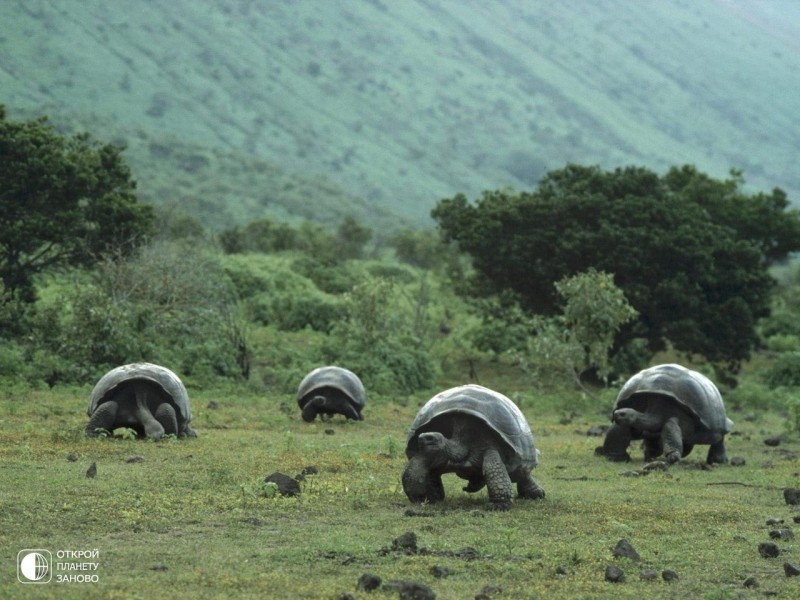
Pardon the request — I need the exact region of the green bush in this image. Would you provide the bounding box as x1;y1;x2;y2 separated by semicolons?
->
765;351;800;389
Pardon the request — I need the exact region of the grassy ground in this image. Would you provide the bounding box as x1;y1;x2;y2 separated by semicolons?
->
1;382;799;599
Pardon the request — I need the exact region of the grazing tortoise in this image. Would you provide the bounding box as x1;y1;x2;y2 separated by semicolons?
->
296;366;365;422
402;384;544;510
601;363;733;464
86;363;196;440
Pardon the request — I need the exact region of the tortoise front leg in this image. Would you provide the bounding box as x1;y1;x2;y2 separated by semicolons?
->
301;396;324;422
706;438;728;464
661;416;684;464
601;423;633;462
643;436;663;462
515;469;545;500
85;401;119;436
483;447;513;510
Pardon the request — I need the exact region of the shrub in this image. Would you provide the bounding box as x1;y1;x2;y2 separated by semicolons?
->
765;351;800;389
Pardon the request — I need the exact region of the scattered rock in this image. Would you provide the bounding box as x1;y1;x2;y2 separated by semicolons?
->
325;429;335;435
294;466;319;481
392;531;419;553
206;400;218;410
555;565;569;576
383;580;436;600
86;462;97;478
642;461;669;472
357;573;382;591
743;575;759;588
662;569;679;582
264;472;301;497
794;515;800;524
769;528;794;540
475;583;502;599
452;547;480;560
784;562;800;577
766;517;784;526
430;565;451;578
619;470;640;477
639;569;658;581
764;435;782;447
339;593;356;600
243;517;263;526
404;508;436;518
150;563;168;571
784;488;800;505
66;453;78;462
126;455;145;463
586;424;609;437
730;456;746;466
611;539;640;561
758;541;780;558
604;565;625;583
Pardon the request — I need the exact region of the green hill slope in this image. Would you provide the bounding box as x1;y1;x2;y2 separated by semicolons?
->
2;0;799;230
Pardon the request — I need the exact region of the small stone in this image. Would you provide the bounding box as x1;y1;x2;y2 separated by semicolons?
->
477;584;502;597
764;436;782;447
662;569;679;582
555;565;568;575
766;517;784;526
383;580;436;600
784;488;800;505
793;515;800;524
325;429;335;435
264;472;301;497
339;593;357;600
126;455;145;463
357;573;382;591
611;539;641;561
586;425;609;436
619;470;640;477
769;528;794;540
301;465;319;476
743;575;759;588
758;541;780;558
243;517;263;526
639;569;658;581
66;453;78;462
604;565;625;583
784;562;800;577
206;400;218;410
392;531;418;553
150;563;168;571
430;565;451;578
85;462;97;478
730;456;746;466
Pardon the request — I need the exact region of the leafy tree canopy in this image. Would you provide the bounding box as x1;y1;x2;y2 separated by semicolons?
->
432;164;800;368
0;106;154;302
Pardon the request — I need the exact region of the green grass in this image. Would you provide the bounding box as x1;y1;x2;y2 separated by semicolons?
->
1;384;798;599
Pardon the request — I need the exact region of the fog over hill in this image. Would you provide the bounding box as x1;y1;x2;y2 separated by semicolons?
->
2;0;799;230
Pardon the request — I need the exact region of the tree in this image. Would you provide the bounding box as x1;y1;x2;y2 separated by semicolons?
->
0;107;154;302
432;164;800;369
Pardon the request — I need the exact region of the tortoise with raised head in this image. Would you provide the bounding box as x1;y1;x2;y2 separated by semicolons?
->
402;384;544;510
296;366;365;422
86;363;196;440
601;363;733;464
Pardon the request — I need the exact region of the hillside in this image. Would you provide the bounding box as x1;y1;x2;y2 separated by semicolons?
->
2;0;800;231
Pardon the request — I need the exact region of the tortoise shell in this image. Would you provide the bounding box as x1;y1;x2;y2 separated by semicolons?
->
296;366;366;411
405;384;539;471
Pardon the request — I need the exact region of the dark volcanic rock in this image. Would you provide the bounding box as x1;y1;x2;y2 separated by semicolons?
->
758;541;781;558
357;573;382;591
264;472;301;496
384;580;436;600
66;453;78;462
784;562;800;577
586;424;609;436
611;539;641;561
339;593;357;600
730;456;746;466
743;575;759;588
766;517;784;526
769;528;794;540
784;488;800;505
475;584;502;599
642;461;669;472
764;435;782;447
392;531;419;553
430;566;451;578
604;565;625;583
662;569;679;582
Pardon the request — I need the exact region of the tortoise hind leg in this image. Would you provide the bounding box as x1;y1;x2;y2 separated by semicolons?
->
483;447;513;510
463;478;485;493
154;402;179;436
706;438;728;464
85;401;119;436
